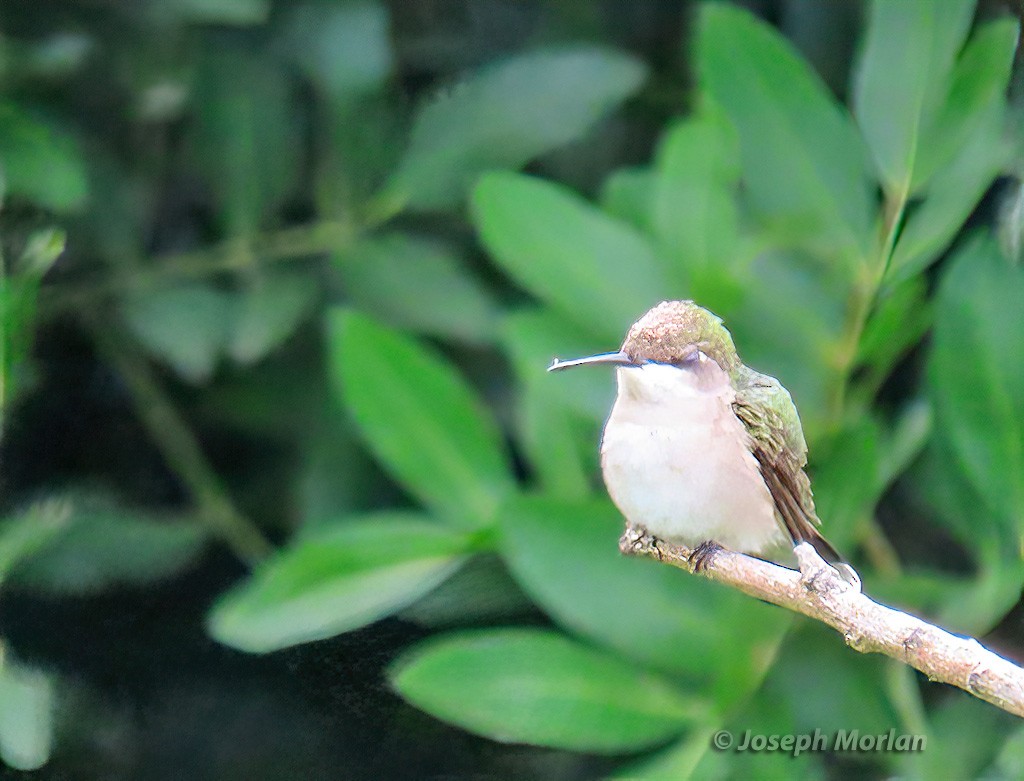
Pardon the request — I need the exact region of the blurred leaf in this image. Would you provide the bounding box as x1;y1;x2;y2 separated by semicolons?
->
650;105;740;286
726;250;846;437
398;554;534;628
121;284;230;384
227;274;317;365
857;276;933;381
756;625;898;739
384;46;646;210
985;719;1024;779
0;101;87;211
191;44;299;232
499;496;786;687
473;172;669;341
333;233;498;345
936;555;1024;636
852;0;974;195
1;229;65;409
209;516;469;653
697;4;873;266
285;2;391;101
499;308;615;421
163;0;270;25
916;18;1018;190
9;509;207;596
810;417;882;546
897;689;1011;780
0;657;53;771
929;235;1024;531
517;379;593;499
887;103;1010;285
327;310;515;527
600;167;654;234
0;502;70;586
877;399;932;490
390;628;704;753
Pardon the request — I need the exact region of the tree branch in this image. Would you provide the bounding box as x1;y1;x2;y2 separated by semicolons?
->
619;524;1024;719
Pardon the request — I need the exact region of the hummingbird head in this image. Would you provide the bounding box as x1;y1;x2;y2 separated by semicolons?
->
548;300;741;375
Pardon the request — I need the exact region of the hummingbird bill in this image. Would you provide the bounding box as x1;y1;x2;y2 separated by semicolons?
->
549;300;856;582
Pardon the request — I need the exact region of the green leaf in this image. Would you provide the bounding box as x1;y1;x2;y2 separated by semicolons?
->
499;308;616;421
121;284;230;384
473;172;669;341
499;496;786;684
285;2;391;101
163;0;270;25
888;103;1010;285
9;509;207;596
384;46;647;210
333;233;498;345
697;4;873;266
600;167;655;234
0;657;53;771
516;379;593;499
209;516;469;653
227;274;317;365
915;18;1019;190
857;276;933;381
852;0;975;195
327;310;515;527
191;45;299;232
810;417;882;546
929;235;1024;530
390;628;703;753
0;501;70;586
0;101;87;211
650;105;740;283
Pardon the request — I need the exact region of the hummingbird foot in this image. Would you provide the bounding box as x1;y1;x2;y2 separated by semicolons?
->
794;542;862;593
688;540;723;573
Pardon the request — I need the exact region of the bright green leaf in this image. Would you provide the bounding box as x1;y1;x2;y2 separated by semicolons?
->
499;308;616;421
499;496;786;684
852;0;975;195
888;103;1010;285
209;516;469;653
929;235;1024;529
651;105;740;283
328;310;515;527
390;628;704;753
810;417;882;546
516;379;593;499
697;4;874;266
473;172;669;341
384;46;646;210
0;101;87;212
333;233;498;345
915;18;1019;190
600;167;655;234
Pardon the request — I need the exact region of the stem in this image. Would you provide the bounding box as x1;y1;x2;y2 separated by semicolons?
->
827;192;909;425
90;323;273;566
40;219;356;317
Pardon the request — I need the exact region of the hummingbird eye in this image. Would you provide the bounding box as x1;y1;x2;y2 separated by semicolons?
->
677;350;701;368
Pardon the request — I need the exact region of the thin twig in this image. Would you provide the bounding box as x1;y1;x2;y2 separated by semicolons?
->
620;525;1024;719
91;325;273;566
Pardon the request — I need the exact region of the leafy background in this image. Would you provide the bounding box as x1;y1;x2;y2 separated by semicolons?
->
1;0;1024;778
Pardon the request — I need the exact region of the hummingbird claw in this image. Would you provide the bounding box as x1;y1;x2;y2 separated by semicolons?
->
688;540;723;573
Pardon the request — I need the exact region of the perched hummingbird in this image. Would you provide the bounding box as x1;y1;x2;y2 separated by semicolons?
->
549;300;854;580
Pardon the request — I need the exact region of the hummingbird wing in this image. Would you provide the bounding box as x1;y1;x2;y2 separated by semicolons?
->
732;370;844;565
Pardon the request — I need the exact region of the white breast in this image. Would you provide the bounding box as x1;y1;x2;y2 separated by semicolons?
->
599;361;782;554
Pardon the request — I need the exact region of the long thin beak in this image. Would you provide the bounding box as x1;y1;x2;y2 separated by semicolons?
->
547;351;636;372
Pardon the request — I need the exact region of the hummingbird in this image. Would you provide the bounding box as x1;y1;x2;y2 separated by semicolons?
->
549;300;855;581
